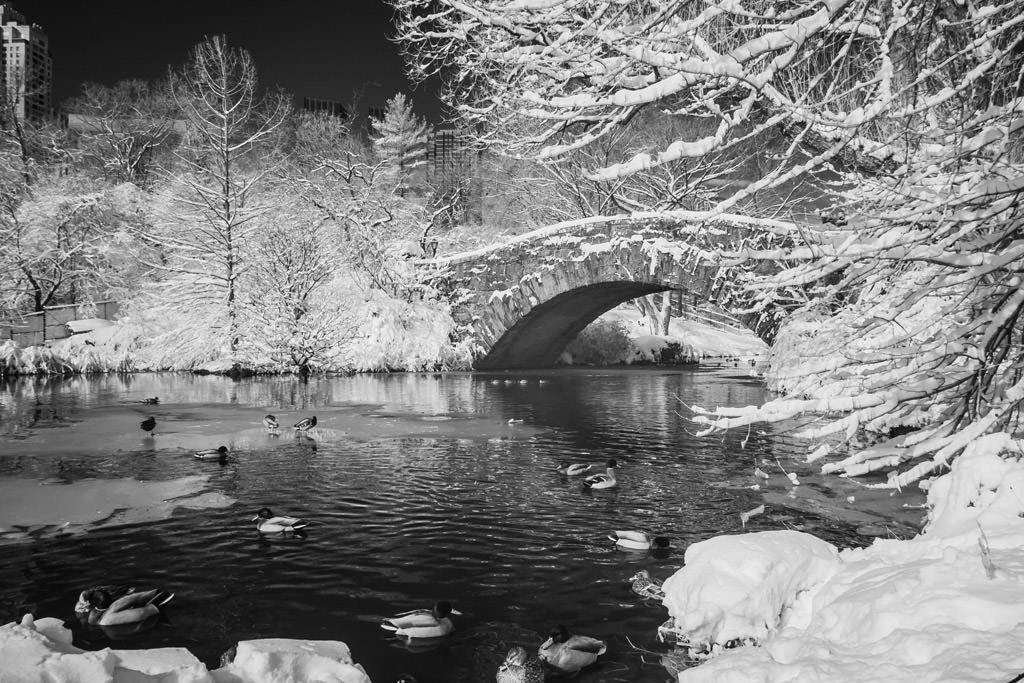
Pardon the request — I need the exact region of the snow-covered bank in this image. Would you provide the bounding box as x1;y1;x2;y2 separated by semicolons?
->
661;441;1024;682
1;292;473;377
563;304;766;367
4;300;764;376
0;615;372;683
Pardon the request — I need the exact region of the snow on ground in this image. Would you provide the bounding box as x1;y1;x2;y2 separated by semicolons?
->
0;615;372;683
661;437;1024;682
598;304;766;363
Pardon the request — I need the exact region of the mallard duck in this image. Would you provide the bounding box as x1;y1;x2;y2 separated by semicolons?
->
507;418;524;425
537;624;606;676
496;645;544;683
293;415;317;432
556;462;592;476
194;446;228;462
608;530;670;551
628;569;666;600
81;587;174;626
74;585;135;615
140;416;156;435
263;414;280;433
582;459;618;489
252;507;308;533
142;397;159;405
381;601;460;639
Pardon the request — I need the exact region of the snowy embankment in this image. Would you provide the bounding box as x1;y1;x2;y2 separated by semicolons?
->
0;615;371;683
661;439;1024;682
1;293;470;376
566;304;766;366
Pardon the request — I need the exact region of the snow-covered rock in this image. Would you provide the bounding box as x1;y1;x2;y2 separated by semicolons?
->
0;614;372;683
215;639;371;683
661;447;1024;682
661;530;840;648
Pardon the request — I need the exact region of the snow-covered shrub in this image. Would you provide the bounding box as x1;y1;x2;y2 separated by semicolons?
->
630;335;700;365
562;319;633;365
347;292;474;372
0;341;75;377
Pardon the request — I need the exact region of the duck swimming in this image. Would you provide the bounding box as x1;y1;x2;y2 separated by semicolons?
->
582;459;618;489
140;416;156;435
381;601;460;639
194;446;228;462
293;416;317;432
74;585;135;616
628;569;666;600
556;462;592;476
263;414;280;433
608;530;670;551
537;624;606;676
142;397;159;405
496;645;545;683
252;507;308;533
80;587;174;626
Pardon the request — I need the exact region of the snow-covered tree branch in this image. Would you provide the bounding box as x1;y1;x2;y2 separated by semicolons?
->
391;0;1024;486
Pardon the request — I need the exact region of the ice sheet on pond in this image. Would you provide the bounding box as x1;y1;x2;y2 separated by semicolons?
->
0;474;234;541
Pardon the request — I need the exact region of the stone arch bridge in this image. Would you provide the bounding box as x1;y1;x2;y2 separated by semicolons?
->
417;213;782;370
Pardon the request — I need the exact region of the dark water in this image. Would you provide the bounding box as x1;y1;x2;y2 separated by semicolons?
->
0;369;924;682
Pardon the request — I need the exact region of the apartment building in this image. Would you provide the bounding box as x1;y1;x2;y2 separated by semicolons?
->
1;3;52;124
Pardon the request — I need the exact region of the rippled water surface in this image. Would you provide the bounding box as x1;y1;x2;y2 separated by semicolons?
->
0;369;925;682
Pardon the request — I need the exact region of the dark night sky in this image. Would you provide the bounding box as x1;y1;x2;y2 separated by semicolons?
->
14;0;445;121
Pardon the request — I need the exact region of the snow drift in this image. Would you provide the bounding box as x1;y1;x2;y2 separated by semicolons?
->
660;440;1024;682
0;614;372;683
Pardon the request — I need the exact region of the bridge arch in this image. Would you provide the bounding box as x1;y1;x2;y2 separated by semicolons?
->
419;214;779;370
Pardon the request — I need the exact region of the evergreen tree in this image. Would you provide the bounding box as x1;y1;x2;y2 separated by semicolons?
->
371;93;427;193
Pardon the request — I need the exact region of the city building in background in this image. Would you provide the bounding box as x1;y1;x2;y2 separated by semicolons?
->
0;3;52;124
427;127;481;223
302;96;347;119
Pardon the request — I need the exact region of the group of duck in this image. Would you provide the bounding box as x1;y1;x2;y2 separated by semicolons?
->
557;458;621;490
127;399;672;680
137;400;318;464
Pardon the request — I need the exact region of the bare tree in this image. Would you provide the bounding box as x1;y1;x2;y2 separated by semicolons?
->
148;36;289;357
243;193;356;376
64;79;178;185
291;109;426;300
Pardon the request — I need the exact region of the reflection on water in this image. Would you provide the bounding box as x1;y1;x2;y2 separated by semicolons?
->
0;369;924;682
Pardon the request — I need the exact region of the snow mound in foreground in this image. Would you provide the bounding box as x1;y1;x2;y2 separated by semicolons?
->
0;615;372;683
662;440;1024;682
661;530;840;648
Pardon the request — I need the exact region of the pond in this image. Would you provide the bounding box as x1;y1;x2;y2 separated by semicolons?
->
0;369;925;682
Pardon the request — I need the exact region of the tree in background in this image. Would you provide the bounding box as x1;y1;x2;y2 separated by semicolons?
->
149;36;289;358
0;80;148;319
371;92;428;195
63;79;178;186
295;108;426;299
391;0;1024;486
242;191;356;376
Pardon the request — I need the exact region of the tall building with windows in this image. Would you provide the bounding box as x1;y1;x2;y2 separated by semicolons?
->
1;3;52;124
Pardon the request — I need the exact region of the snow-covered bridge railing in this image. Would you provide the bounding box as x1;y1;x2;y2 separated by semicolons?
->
416;212;784;370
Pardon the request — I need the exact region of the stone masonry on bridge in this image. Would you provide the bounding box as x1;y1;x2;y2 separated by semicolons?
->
418;213;782;370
